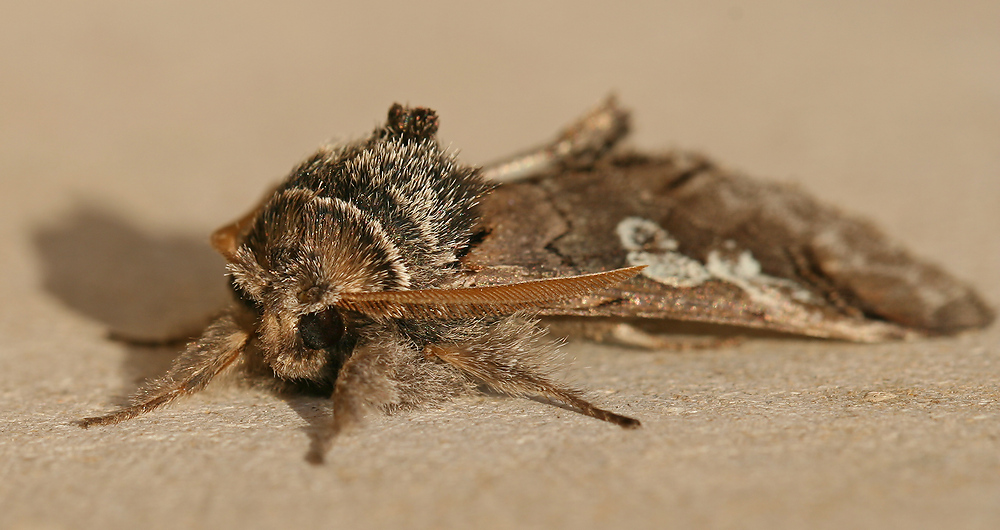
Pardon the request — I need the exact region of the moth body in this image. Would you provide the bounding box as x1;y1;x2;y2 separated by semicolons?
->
80;104;642;454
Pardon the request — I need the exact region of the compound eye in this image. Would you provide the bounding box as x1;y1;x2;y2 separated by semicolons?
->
298;307;345;350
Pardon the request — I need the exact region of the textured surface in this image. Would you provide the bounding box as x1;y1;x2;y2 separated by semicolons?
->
1;2;998;529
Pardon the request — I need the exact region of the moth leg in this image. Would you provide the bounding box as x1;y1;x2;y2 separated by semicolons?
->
329;342;400;432
428;343;638;428
425;316;640;428
481;95;630;183
79;313;249;427
306;340;402;463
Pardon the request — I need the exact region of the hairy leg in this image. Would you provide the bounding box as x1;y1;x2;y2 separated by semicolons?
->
329;342;400;433
306;331;475;463
306;339;400;463
428;315;640;428
79;313;249;427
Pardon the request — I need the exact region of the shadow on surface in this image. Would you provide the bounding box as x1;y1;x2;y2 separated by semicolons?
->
33;202;230;396
33;203;341;461
280;395;337;464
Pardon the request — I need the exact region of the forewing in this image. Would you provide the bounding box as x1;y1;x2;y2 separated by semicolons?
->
462;153;993;342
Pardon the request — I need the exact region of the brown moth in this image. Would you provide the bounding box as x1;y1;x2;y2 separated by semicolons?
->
79;101;645;462
79;98;993;461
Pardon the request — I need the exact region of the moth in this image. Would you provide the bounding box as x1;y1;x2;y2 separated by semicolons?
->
80;98;994;460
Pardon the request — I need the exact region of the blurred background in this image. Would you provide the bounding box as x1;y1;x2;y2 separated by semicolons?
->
3;1;997;247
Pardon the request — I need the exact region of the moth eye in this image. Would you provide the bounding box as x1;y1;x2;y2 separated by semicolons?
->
229;276;262;314
298;307;345;350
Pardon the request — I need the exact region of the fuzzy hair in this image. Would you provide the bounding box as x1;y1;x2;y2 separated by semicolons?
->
79;105;638;443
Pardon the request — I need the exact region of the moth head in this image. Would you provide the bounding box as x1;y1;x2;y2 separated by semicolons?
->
227;187;409;379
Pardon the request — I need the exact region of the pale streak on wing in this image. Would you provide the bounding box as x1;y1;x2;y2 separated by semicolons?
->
480;95;630;183
336;266;644;319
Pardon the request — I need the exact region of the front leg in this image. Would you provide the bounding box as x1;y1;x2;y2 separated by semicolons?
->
79;313;249;427
306;337;409;463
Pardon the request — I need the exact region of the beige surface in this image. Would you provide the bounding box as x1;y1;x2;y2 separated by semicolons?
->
2;2;998;529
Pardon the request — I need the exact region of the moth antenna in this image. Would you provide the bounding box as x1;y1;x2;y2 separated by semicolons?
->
78;314;248;428
336;266;644;320
427;344;640;429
